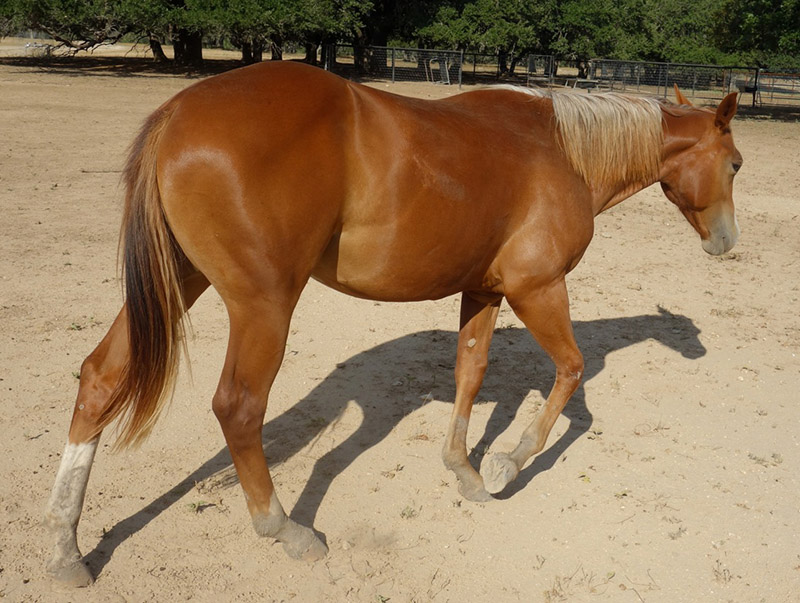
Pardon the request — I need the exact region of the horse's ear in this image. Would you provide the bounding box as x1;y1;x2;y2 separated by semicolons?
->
674;84;692;106
715;92;738;129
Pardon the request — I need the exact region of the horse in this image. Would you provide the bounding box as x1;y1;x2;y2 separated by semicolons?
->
44;62;742;586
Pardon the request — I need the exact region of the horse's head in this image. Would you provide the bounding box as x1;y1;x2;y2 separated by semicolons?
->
659;90;742;255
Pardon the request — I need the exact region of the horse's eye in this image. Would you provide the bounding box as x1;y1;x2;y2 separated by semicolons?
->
732;161;742;173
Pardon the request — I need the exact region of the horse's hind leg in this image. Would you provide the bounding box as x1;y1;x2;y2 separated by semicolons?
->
442;293;501;502
44;271;209;586
481;278;583;494
212;299;327;561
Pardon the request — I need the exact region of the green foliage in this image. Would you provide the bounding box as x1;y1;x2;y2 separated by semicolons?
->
714;0;800;68
1;0;798;69
9;0;130;50
550;0;622;61
419;0;546;55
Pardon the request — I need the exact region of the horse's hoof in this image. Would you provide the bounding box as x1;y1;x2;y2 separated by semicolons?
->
480;453;520;494
299;536;329;562
281;524;328;562
48;560;94;588
457;479;494;503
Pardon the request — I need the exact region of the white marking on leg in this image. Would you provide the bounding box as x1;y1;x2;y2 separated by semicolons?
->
45;440;98;580
251;491;287;537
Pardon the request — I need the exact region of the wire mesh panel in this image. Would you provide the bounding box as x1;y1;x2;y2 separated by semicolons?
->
327;45;463;86
526;55;555;86
589;60;758;103
462;52;501;82
747;72;800;107
461;52;527;83
323;48;797;108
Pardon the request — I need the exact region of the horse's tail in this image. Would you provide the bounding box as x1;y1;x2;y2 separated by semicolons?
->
96;105;187;449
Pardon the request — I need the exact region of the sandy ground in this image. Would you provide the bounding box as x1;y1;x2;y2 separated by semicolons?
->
1;40;799;603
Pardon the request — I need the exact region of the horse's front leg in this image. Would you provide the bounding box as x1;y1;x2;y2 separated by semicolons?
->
481;278;583;494
442;293;501;502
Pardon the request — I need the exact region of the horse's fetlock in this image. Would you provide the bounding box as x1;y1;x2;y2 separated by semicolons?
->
252;509;288;538
441;447;462;470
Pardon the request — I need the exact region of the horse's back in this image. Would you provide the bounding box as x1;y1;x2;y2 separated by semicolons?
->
151;62;578;302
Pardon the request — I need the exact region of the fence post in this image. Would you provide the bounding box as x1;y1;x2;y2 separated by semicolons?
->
323;44;332;71
526;55;531;87
391;48;395;83
458;50;463;88
752;68;760;107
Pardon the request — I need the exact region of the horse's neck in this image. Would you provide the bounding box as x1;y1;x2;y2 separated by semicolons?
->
591;176;658;216
590;107;705;215
548;94;665;216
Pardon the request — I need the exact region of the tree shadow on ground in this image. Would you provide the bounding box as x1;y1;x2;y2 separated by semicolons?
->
1;55;245;79
737;104;800;122
83;306;705;577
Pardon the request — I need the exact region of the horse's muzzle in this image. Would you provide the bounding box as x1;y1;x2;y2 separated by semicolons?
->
701;216;740;255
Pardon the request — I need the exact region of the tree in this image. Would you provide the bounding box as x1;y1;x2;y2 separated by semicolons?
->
549;0;622;75
290;0;372;65
212;0;282;63
417;0;547;75
713;0;800;68
7;0;130;52
636;0;726;64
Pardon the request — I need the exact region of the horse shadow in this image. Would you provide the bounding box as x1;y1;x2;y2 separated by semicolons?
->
83;306;705;576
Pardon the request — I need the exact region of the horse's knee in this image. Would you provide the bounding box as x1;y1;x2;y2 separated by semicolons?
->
212;380;265;442
560;350;584;383
72;351;120;426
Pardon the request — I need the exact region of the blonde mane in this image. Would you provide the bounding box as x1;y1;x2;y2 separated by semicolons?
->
506;87;665;188
551;92;664;188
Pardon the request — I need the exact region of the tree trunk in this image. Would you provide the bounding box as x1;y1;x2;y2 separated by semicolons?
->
252;40;263;63
241;41;252;64
149;36;169;62
270;36;283;60
173;29;203;66
498;49;509;76
304;43;318;65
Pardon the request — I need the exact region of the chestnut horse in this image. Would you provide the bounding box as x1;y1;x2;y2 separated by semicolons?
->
45;62;742;585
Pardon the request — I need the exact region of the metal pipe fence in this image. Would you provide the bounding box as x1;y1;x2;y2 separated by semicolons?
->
743;72;800;107
588;59;759;105
325;44;463;86
321;45;799;108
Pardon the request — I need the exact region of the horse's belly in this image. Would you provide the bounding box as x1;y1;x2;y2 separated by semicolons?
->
311;227;489;302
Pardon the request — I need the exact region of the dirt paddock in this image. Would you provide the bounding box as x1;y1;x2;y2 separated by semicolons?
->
1;46;799;602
